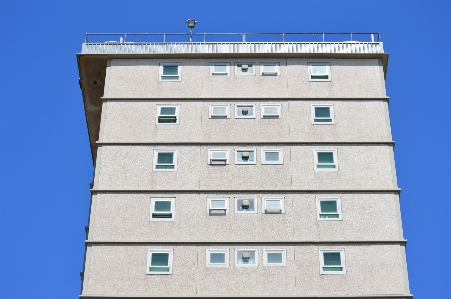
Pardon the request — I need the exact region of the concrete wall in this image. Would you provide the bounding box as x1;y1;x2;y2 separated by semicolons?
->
85;244;406;297
105;58;386;98
89;192;402;241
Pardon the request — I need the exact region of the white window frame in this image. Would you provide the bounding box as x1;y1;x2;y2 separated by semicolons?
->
261;104;281;118
156;105;179;125
319;249;346;274
263;249;286;267
206;249;229;267
308;62;331;82
262;197;284;214
159;63;181;81
261;149;283;165
208;149;230;165
209;104;230;118
316;197;342;220
235;104;256;119
210;63;230;76
153;150;177;171
235;249;258;267
146;249;173;274
207;198;229;216
235;197;258;214
311;104;335;124
260;62;280;76
235;149;257;165
235;62;255;75
150;198;175;221
314;149;338;171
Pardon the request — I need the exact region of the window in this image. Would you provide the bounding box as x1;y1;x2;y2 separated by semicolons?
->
314;149;338;171
210;63;230;76
235;249;258;267
206;249;229;267
319;249;346;274
208;198;229;216
151;198;175;221
235;149;256;165
316;197;342;220
235;104;255;118
147;249;173;274
235;63;254;75
157;105;179;124
160;63;181;81
235;197;257;214
311;105;334;124
308;63;331;81
263;249;286;266
153;150;177;171
260;62;280;76
208;149;229;165
261;149;283;164
209;105;230;118
262;197;284;214
261;104;281;118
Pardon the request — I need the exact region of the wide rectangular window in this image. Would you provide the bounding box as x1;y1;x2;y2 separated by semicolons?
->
160;63;181;81
235;104;255;118
311;105;334;124
157;105;179;124
147;249;173;274
208;149;229;165
153;150;177;171
263;249;286;266
261;149;283;164
319;249;346;274
314;149;338;171
235;149;256;164
308;63;331;81
235;197;257;214
235;249;258;267
261;104;281;118
262;197;284;214
260;62;280;76
208;198;229;216
210;105;230;118
151;198;175;221
236;63;254;75
206;249;229;267
316;197;342;220
210;63;230;76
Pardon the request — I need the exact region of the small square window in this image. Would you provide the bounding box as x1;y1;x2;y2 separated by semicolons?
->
208;198;229;216
151;198;175;221
235;198;257;214
147;249;173;274
319;249;346;274
157;105;179;124
261;104;281;118
208;149;229;165
262;197;284;214
153;150;177;171
263;249;286;266
210;105;230;118
311;105;334;124
316;197;342;220
206;249;229;267
160;64;181;81
210;63;230;76
314;149;338;171
235;249;258;267
308;63;331;81
261;149;283;164
235;104;255;118
260;63;280;76
235;149;256;164
236;63;254;75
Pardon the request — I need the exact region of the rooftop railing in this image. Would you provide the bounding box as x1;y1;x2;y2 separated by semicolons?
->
84;32;381;44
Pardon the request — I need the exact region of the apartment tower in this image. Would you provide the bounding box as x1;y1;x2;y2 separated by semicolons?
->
77;31;412;299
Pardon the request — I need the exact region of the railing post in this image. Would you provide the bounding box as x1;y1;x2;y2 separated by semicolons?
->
242;33;246;42
124;34;127;43
322;33;325;42
371;34;374;42
85;33;88;43
350;33;353;41
280;33;284;42
163;33;166;43
204;33;206;43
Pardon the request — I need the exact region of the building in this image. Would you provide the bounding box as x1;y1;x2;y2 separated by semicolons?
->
77;31;412;299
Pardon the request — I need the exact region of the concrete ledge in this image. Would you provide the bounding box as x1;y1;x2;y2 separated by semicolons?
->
85;240;407;245
80;294;413;299
90;189;401;194
96;141;395;145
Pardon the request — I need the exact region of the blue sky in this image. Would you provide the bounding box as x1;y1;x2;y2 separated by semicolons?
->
0;0;450;298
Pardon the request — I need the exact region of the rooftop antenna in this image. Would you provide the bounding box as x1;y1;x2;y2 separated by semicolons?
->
186;19;197;42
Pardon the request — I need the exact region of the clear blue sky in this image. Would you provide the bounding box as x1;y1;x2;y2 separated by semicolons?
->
0;1;449;298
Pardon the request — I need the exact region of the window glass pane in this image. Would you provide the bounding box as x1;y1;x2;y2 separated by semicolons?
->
263;65;277;72
212;106;227;115
157;153;174;164
312;65;327;75
160;107;176;116
267;252;282;264
237;251;256;265
320;214;339;219
237;199;255;211
214;65;227;73
211;151;227;159
155;201;171;212
163;65;178;76
315;107;330;118
264;106;279;115
210;253;225;264
266;200;281;209
237;106;254;116
237;151;255;162
323;267;343;271
320;201;337;213
151;253;169;266
317;152;334;163
323;252;341;266
265;152;279;162
211;200;226;209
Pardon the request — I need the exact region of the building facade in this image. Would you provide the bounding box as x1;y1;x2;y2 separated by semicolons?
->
77;32;412;298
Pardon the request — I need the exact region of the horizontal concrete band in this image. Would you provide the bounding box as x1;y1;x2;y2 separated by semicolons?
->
96;141;395;145
101;97;391;101
85;240;407;245
79;295;413;299
91;189;401;194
